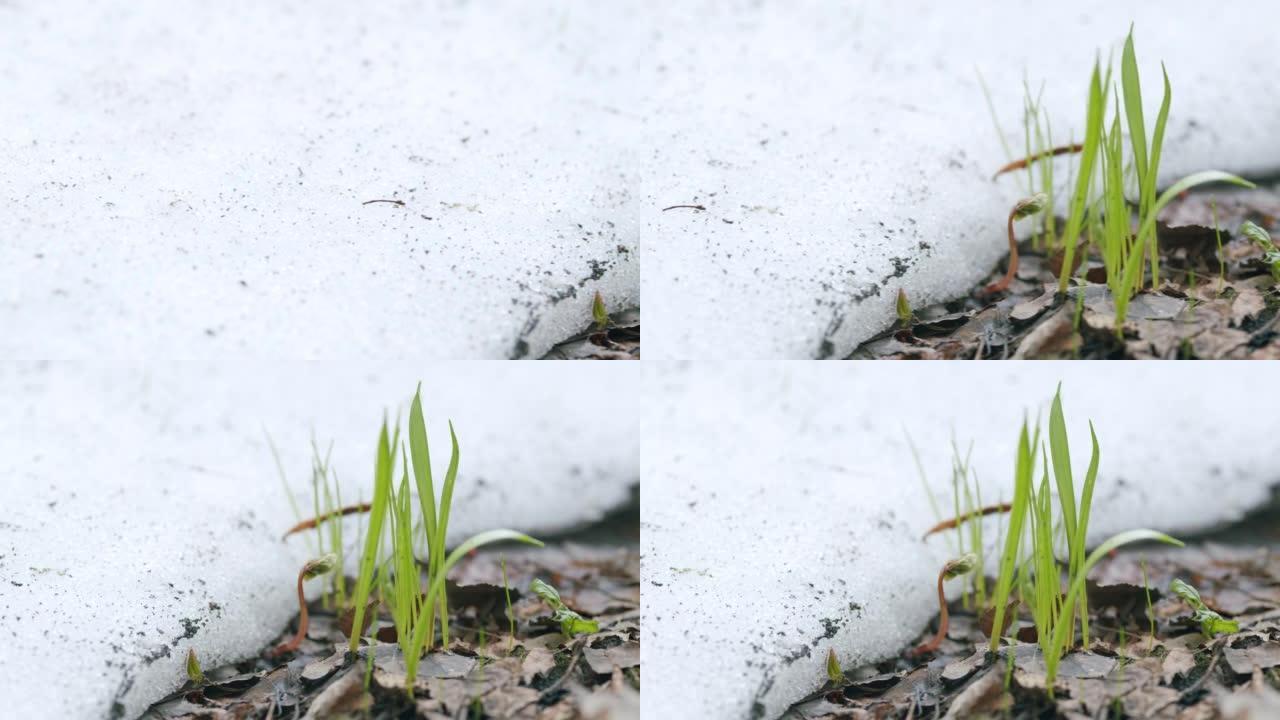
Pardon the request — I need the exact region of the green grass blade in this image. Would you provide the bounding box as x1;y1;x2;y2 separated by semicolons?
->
1122;171;1256;300
433;421;460;645
1058;61;1108;291
408;385;439;550
1047;529;1183;683
406;530;544;682
1073;422;1100;646
1047;386;1078;567
348;421;394;652
1145;65;1172;285
1120;27;1148;208
988;421;1033;651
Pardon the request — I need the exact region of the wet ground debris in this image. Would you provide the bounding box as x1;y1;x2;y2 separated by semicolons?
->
852;186;1280;359
787;538;1280;719
144;543;640;719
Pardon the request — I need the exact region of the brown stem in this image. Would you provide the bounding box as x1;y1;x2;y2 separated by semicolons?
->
282;502;374;539
922;502;1014;539
981;208;1019;295
269;568;310;657
992;143;1085;179
910;569;949;657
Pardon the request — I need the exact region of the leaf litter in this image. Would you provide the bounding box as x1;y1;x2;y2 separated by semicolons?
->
785;507;1280;719
143;541;639;719
851;185;1280;359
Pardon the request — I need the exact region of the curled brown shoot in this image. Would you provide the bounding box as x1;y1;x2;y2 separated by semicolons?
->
910;553;977;657
982;193;1048;296
269;554;338;657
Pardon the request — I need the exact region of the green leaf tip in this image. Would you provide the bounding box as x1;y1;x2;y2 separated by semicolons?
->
186;648;205;686
592;290;609;330
531;577;598;637
896;288;912;327
1171;578;1239;637
826;648;843;685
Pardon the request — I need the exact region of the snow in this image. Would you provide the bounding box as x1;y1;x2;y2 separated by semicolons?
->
0;1;641;361
638;0;1280;358
0;363;639;719
641;363;1280;720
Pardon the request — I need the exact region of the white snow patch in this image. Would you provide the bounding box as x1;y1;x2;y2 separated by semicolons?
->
638;1;1280;358
641;363;1280;719
0;363;639;719
0;0;642;360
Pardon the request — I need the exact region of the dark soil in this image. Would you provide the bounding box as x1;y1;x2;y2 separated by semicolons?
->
851;185;1280;359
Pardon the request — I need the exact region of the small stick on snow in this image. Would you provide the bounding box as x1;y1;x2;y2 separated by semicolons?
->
661;204;706;212
362;198;405;206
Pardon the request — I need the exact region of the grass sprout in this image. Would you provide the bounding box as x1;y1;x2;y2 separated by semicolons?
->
531;578;600;637
989;27;1255;326
185;648;205;686
592;290;609;330
985;385;1183;691
895;288;913;328
1170;578;1240;637
346;386;544;698
1240;221;1280;281
826;648;843;685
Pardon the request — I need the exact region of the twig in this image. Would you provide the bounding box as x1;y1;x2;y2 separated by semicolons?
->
504;637;587;718
922;502;1014;539
282;502;373;539
992;143;1085;180
1151;637;1224;715
661;204;706;212
362;199;405;206
543;637;587;697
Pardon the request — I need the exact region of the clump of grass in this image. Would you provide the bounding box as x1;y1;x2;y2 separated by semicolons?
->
985;385;1183;691
1071;30;1255;321
346;386;544;697
991;27;1255;328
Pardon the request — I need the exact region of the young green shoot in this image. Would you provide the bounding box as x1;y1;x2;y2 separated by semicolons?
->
1240;221;1280;282
895;288;913;329
1170;579;1240;637
345;388;544;698
185;648;205;687
826;648;843;686
531;578;600;637
592;290;609;331
985;386;1183;692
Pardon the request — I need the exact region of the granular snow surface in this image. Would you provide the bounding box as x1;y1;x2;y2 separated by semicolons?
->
641;363;1280;719
0;0;641;361
0;363;639;719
